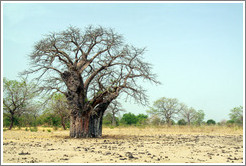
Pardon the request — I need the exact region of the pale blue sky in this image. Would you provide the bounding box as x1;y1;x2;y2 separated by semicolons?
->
2;2;244;122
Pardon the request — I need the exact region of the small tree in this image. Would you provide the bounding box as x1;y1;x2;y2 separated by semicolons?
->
49;93;70;130
3;77;37;130
206;119;216;125
193;110;205;126
180;106;197;125
105;100;125;126
103;113;113;125
149;114;163;126
229;106;243;125
148;97;185;127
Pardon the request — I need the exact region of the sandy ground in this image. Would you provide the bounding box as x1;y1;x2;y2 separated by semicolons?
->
2;126;244;164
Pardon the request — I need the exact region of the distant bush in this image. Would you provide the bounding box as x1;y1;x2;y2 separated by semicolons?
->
226;120;235;127
120;113;138;125
170;119;176;125
206;119;216;125
217;119;227;126
103;113;113;125
136;114;148;125
30;127;38;132
149;115;164;126
103;113;120;126
178;119;187;125
47;129;51;132
3;114;11;128
120;113;149;126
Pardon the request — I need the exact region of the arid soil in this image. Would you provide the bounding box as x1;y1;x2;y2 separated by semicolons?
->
2;126;244;163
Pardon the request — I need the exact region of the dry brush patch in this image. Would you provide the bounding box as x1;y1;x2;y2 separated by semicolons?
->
2;126;243;163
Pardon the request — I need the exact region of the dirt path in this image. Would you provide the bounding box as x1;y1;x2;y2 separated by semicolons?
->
2;127;244;163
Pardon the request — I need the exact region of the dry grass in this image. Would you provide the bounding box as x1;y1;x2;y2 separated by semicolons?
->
4;125;243;136
102;125;243;137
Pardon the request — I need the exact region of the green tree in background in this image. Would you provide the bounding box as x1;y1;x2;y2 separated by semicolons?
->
3;77;38;130
229;106;243;125
180;107;197;125
147;97;186;126
105;100;125;126
136;114;148;125
103;113;120;126
193;110;205;126
120;113;138;125
49;93;70;130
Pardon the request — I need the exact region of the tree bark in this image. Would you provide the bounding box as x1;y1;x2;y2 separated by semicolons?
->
112;112;116;126
62;69;116;138
167;118;171;127
9;119;14;130
188;119;191;125
9;113;14;130
69;108;105;138
69;101;110;138
61;117;66;130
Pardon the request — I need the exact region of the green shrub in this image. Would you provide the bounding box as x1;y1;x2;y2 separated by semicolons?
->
47;129;51;132
178;119;187;125
207;119;216;125
136;114;148;125
120;113;138;125
109;125;115;129
30;127;38;132
226;120;235;127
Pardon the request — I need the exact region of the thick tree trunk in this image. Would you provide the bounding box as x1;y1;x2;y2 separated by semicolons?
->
61;69;116;138
70;109;105;138
69;101;110;138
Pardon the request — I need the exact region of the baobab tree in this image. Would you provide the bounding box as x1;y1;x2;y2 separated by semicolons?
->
148;97;185;126
180;107;197;125
23;25;159;138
